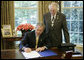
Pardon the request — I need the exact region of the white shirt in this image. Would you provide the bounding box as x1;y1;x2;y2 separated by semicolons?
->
51;14;56;27
51;13;56;21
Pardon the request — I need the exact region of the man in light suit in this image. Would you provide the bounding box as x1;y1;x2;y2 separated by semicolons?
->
19;23;51;53
43;2;70;48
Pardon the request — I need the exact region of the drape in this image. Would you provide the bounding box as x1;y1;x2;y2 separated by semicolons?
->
1;1;15;32
1;1;15;49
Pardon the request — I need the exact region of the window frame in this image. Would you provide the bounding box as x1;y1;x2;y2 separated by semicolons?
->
14;1;38;36
61;1;83;45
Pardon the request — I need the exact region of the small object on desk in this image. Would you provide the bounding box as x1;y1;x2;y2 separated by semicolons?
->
64;50;73;59
72;54;82;57
73;51;82;54
60;43;76;52
66;50;73;53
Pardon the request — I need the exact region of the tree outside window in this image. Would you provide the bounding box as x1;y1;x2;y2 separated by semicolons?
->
14;1;38;37
61;1;83;45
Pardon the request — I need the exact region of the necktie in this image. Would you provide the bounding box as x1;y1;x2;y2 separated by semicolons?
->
35;36;39;49
51;17;54;27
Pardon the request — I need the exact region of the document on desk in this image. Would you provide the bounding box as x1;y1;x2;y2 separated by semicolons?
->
21;49;57;59
21;51;41;59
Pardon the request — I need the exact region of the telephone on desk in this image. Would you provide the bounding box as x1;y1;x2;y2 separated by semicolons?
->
60;43;76;52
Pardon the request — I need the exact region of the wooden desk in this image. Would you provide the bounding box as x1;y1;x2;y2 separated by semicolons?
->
1;49;24;59
1;48;83;59
1;48;65;59
1;37;22;49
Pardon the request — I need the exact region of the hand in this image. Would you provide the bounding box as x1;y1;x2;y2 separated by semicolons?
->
35;47;46;52
24;48;32;53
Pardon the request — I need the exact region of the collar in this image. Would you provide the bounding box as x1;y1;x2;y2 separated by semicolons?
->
51;13;57;20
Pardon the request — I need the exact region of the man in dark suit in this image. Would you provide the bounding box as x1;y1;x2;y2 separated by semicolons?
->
19;23;51;53
43;2;70;48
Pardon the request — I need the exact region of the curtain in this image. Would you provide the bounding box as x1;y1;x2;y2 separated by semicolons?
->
1;1;15;32
38;1;59;23
1;1;15;49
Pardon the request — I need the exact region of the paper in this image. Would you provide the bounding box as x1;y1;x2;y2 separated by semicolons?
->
72;54;82;57
21;51;41;59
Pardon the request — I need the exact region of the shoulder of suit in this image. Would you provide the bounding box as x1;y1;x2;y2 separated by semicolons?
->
58;12;66;17
30;30;35;34
25;30;35;35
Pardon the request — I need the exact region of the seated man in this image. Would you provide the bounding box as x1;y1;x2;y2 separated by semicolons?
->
19;23;51;53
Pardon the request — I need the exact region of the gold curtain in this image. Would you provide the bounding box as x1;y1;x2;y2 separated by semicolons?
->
38;1;59;23
1;1;15;31
1;1;15;49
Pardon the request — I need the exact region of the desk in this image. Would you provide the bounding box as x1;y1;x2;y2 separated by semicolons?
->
1;37;22;49
1;48;83;59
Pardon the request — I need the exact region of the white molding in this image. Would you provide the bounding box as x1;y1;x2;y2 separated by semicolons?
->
76;45;83;47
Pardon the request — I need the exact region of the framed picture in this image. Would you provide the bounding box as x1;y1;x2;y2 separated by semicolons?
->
1;28;12;37
2;25;11;29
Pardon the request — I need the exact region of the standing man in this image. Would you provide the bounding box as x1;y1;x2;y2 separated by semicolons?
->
19;23;51;53
43;2;70;48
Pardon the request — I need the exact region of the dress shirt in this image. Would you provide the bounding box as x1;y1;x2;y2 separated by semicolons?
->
51;13;56;27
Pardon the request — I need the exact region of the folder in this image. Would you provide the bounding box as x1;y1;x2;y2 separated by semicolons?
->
38;49;57;57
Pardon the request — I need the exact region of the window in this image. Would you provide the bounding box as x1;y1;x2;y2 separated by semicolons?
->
14;1;38;37
14;1;38;48
61;1;83;45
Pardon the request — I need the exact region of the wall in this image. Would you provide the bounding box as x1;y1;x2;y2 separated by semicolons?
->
75;45;83;55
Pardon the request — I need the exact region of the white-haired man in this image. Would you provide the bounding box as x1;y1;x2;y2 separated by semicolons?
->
43;2;70;48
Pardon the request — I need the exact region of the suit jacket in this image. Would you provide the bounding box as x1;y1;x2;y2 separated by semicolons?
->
19;30;51;51
43;12;70;47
